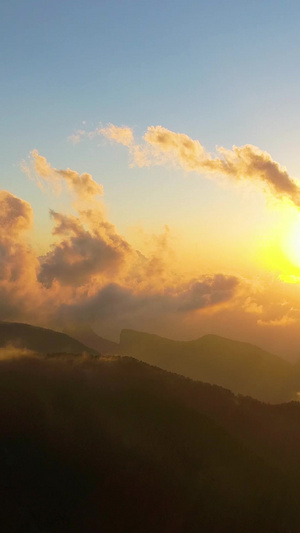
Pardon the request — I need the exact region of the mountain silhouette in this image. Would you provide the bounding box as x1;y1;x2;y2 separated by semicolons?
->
1;351;300;532
69;326;299;403
117;329;299;403
0;322;99;356
65;324;119;355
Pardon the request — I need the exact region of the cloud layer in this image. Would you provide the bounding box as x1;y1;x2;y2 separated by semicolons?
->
2;138;300;356
0;151;242;337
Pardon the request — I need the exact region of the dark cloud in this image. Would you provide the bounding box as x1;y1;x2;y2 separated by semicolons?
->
176;275;239;311
56;275;239;327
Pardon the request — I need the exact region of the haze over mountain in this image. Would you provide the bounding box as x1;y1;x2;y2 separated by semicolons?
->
3;321;300;403
72;326;300;403
2;348;300;532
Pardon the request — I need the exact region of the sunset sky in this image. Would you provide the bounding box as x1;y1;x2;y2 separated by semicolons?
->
2;0;300;358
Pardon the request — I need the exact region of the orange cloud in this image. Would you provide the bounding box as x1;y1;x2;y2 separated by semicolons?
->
0;190;33;237
0;191;41;321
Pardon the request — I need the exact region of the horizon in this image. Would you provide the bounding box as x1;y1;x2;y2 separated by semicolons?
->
1;318;294;365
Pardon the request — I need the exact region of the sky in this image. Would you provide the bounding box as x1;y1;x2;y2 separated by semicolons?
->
2;0;300;358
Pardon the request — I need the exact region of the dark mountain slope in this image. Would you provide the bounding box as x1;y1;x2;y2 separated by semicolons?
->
0;322;99;356
1;352;300;531
119;329;298;403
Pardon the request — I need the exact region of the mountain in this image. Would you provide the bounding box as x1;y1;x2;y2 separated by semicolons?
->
1;351;300;531
0;322;99;356
64;325;119;355
119;329;299;403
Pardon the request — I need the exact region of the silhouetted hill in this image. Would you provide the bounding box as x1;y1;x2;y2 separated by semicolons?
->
64;325;119;354
119;329;299;403
0;322;99;356
1;351;300;531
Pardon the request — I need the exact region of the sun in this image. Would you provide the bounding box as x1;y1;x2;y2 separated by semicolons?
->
257;210;300;282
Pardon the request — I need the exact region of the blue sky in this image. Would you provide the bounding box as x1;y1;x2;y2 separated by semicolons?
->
2;0;300;233
2;0;300;165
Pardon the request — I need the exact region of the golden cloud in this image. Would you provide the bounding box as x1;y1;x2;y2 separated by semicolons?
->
30;150;103;202
96;123;300;207
100;124;134;147
143;126;300;205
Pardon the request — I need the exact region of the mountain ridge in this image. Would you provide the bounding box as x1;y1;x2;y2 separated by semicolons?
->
3;321;300;403
118;328;298;403
0;321;99;356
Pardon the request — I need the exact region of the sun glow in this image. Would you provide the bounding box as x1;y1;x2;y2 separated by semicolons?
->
283;217;300;268
258;210;300;282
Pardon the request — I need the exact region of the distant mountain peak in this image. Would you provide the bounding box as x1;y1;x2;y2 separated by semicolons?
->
118;327;294;403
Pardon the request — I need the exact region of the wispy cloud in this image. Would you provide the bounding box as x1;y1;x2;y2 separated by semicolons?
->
87;122;300;208
143;126;300;206
100;124;134;147
29;149;103;202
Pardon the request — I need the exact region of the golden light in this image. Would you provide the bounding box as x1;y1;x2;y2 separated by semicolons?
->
283;216;300;268
257;209;300;282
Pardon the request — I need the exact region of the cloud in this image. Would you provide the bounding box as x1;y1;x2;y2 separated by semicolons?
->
0;344;38;360
68;123;152;167
68;123;134;147
38;211;132;288
0;190;33;237
1;147;300;356
257;316;297;327
0;191;41;321
97;124;151;166
94;123;300;208
67;129;87;145
100;124;134;147
176;275;238;311
23;153;137;294
29;150;103;202
56;275;239;330
4;143;300;357
30;150;135;289
143;126;300;206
